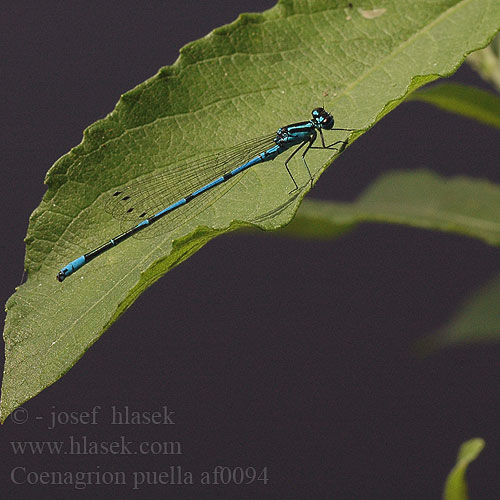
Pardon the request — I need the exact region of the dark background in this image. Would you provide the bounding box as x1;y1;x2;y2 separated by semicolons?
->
1;1;499;498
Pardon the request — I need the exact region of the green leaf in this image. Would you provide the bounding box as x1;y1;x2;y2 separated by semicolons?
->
408;82;500;129
467;33;500;92
3;0;500;421
443;438;485;500
284;169;500;246
419;274;500;350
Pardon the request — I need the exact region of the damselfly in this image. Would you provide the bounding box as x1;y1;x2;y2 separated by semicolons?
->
57;108;353;282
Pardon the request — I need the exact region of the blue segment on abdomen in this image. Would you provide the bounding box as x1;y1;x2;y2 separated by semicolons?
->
136;219;150;228
61;255;86;277
191;176;224;196
153;198;187;218
230;155;263;175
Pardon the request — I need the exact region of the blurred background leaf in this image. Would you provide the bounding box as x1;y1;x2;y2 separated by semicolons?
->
408;82;500;129
443;438;485;500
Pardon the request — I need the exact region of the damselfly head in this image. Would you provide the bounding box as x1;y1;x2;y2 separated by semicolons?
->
311;107;334;130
